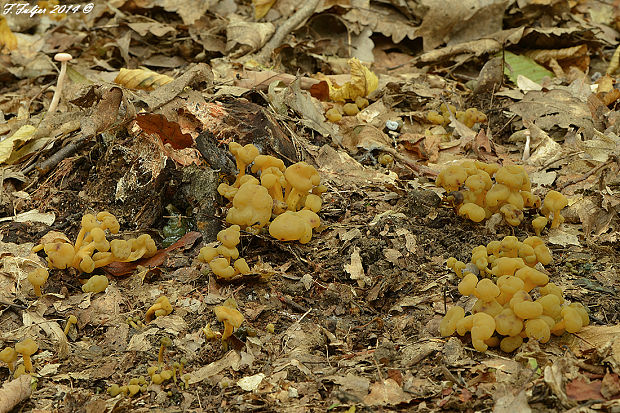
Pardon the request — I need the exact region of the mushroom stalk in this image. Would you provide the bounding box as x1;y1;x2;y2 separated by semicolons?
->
48;53;73;113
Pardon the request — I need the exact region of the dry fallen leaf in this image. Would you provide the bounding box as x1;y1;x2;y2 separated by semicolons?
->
135;113;194;149
0;125;36;165
344;246;370;287
363;378;413;406
0;375;32;413
317;58;378;102
114;68;174;91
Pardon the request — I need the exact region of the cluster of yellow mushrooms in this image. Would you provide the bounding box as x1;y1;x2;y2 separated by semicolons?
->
198;142;326;279
217;142;325;243
436;160;568;232
28;211;158;296
197;225;250;279
441;235;589;353
427;103;487;129
0;338;38;379
325;96;370;122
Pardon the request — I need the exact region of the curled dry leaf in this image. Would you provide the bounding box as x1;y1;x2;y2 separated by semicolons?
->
114;68;174;91
0;375;32;413
0;125;36;165
316;58;378;102
134;113;194;149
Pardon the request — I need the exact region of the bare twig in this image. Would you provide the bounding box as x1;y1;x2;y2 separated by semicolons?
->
22;136;88;175
253;0;320;63
557;159;614;191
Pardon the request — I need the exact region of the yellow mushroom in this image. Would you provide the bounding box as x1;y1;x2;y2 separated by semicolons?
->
63;315;77;336
28;267;49;297
213;305;244;340
0;347;17;373
145;296;173;323
15;338;38;373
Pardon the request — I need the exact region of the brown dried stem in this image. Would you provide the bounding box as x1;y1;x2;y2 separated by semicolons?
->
253;0;320;63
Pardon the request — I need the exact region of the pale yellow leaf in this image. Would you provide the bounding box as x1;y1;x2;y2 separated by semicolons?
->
113;68;173;91
317;58;378;102
254;0;277;20
0;125;36;164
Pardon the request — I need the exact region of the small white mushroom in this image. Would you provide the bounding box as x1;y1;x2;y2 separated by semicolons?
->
48;52;73;113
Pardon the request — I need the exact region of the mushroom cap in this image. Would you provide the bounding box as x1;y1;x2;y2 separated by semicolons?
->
543;190;568;211
491;257;525;276
475;278;500;301
97;211;120;234
533;244;552;265
303;194;322;213
81;214;99;231
82;274;109;293
213;305;244;328
251;155;285;174
145;296;173;323
78;255;95;273
260;173;277;189
499;236;519;256
88;226;107;243
521;191;541;209
155;296;172;313
226;182;273;228
485;184;510;208
143;235;157;258
285;162;320;192
44;242;75;269
15;338;38;356
197;246;218;263
0;347;17;363
269;211;313;243
238;174;259;186
465;171;492;192
474;161;500;176
111;239;131;260
216;244;239;260
229;142;259;165
209;257;235;279
297;209;320;228
495;165;530;191
517;243;537;266
27;268;49;287
218;183;238;200
531;216;548;236
458;202;486;222
500;204;524;226
522;236;544;249
436;164;467;191
217;225;241;248
234;258;250;274
54;52;73;62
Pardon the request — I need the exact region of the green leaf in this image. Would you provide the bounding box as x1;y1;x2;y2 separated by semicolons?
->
500;51;554;84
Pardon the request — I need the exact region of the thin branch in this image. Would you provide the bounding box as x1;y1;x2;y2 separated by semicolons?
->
253;0;320;64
